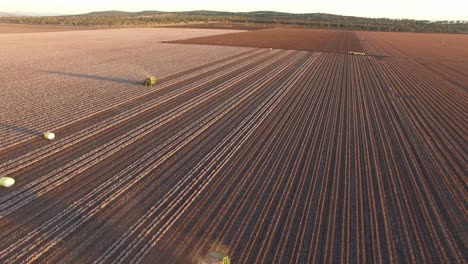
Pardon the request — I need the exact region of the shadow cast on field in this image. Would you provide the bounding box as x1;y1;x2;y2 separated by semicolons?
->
0;123;42;137
39;70;141;85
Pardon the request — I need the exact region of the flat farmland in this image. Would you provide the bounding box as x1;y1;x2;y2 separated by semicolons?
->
0;23;108;34
0;28;250;149
0;27;466;264
162;22;275;30
357;31;468;61
170;28;365;53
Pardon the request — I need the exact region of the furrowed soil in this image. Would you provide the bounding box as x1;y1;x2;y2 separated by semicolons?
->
161;22;275;30
169;27;366;53
0;27;251;148
0;27;466;263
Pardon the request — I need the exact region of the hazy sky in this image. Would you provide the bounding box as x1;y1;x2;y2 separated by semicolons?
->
2;0;467;20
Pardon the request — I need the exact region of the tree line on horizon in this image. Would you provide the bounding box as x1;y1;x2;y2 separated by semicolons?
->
0;11;466;33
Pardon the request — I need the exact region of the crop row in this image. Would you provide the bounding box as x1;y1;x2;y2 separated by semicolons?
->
151;51;465;263
0;30;466;263
0;49;269;169
0;49;305;262
0;32;251;149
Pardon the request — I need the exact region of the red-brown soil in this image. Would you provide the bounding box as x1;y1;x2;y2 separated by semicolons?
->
170;27;365;53
161;22;275;30
357;31;468;61
0;28;466;263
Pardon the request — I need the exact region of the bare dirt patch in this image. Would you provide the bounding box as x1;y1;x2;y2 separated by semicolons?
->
161;22;275;31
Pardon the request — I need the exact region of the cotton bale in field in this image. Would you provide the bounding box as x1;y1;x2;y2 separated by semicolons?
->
43;131;55;140
0;177;15;188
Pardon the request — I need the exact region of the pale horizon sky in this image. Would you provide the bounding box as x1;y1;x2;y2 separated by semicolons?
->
1;0;467;21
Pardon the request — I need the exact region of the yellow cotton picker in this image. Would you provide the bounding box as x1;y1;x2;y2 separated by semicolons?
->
143;76;158;86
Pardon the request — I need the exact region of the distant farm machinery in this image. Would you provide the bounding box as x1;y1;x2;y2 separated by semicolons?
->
348;51;367;56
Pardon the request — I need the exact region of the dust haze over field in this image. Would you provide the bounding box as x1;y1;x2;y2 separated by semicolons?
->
0;24;466;263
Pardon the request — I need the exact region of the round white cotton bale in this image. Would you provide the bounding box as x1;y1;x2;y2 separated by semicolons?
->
0;177;15;188
43;131;55;140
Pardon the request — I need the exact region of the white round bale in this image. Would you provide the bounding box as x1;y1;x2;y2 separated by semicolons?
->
43;131;55;140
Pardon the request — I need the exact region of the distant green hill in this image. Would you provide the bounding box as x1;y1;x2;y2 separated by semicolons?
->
81;10;166;17
79;10;344;20
1;10;466;33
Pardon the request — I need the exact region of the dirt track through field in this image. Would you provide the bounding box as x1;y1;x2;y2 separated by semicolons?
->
0;28;466;263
